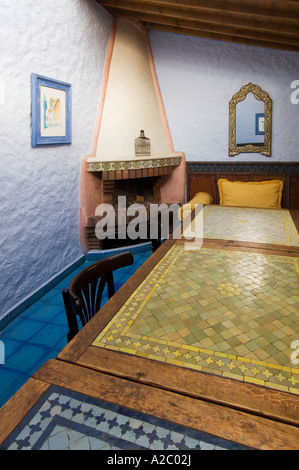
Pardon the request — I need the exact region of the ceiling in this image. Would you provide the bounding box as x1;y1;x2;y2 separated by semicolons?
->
93;0;299;52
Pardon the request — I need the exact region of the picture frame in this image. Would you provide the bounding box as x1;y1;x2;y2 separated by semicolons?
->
31;73;72;146
255;113;265;135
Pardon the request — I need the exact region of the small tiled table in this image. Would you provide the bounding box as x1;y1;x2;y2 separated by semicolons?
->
200;206;299;247
0;359;255;450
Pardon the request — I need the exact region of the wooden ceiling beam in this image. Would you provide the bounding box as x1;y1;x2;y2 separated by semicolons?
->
100;3;299;38
93;0;299;51
96;0;299;21
107;9;299;48
141;21;299;52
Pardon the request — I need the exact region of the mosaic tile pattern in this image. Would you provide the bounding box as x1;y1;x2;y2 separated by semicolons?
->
93;246;299;395
87;156;181;172
0;385;249;450
201;206;299;246
188;163;299;174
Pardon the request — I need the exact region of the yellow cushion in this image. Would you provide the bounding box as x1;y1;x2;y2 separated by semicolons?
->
179;192;213;219
218;179;283;209
190;192;213;207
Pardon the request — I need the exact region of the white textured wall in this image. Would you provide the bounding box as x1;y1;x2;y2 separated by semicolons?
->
0;0;112;320
150;31;299;162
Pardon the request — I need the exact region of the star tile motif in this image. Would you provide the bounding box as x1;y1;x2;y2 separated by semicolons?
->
1;386;248;450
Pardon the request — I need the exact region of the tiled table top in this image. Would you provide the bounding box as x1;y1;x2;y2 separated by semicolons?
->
93;244;299;395
0;384;248;450
201;206;299;246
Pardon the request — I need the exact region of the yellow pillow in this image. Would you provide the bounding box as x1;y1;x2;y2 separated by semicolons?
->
189;192;213;207
218;179;283;209
179;192;213;219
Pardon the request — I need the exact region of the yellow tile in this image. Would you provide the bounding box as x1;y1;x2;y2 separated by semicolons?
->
245;376;265;386
200;338;214;348
266;382;289;393
223;372;244;381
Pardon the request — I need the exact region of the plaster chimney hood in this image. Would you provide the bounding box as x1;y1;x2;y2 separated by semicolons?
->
87;19;183;175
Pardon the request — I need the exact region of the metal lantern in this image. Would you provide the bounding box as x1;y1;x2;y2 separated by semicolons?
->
135;130;150;156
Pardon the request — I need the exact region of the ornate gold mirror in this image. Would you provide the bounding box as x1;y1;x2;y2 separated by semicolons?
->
229;83;272;156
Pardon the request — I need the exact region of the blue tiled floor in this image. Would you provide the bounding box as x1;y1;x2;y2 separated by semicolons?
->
0;248;152;409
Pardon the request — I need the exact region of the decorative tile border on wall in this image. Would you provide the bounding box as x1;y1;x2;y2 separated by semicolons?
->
188;162;299;174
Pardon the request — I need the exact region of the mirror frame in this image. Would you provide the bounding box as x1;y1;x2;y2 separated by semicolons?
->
229;83;272;157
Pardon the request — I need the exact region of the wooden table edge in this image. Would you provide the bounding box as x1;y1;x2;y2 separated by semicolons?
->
2;359;299;450
0;377;49;445
72;345;299;428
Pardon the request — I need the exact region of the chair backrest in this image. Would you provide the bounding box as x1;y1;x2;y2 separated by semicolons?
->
62;251;134;342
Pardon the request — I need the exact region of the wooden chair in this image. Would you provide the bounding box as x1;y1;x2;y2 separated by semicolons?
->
62;251;134;342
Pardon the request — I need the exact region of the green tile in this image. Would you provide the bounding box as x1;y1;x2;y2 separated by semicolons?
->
95;244;299;396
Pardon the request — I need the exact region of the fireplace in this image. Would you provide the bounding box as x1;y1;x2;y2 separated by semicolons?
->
79;19;185;252
84;156;183;250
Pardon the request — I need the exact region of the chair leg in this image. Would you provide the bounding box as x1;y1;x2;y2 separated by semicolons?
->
62;289;79;342
106;272;116;299
151;239;161;252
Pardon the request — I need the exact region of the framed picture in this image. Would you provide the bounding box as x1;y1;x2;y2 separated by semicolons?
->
31;73;72;146
255;113;265;135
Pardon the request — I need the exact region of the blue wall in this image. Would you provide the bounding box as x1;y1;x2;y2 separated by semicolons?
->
0;0;112;321
150;31;299;163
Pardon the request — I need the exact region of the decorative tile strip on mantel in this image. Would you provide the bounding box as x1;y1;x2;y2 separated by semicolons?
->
87;156;182;172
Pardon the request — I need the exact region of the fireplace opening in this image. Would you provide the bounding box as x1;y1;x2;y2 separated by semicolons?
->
86;176;164;251
85;174;178;251
113;177;157;209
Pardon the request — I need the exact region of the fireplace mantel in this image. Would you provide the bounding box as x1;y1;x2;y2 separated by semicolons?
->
87;153;183;174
